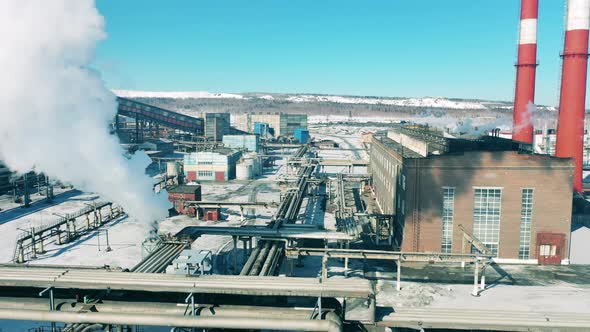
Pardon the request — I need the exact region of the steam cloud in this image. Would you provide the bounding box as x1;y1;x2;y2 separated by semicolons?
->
0;0;170;227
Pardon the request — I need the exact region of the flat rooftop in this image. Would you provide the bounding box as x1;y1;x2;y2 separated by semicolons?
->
376;124;538;159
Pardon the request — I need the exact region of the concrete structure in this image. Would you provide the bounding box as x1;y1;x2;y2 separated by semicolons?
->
184;149;241;181
512;0;538;143
200;112;231;141
222;135;260;152
233;112;307;137
555;0;590;192
168;185;202;215
370;125;574;263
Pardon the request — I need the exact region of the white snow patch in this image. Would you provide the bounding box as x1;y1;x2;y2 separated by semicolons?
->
113;90;244;100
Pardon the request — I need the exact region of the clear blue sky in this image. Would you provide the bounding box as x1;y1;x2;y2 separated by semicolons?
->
95;0;578;106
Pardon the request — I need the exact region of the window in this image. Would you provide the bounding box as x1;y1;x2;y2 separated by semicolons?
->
441;187;455;254
402;174;406;190
519;189;534;259
401;199;405;215
473;188;502;256
198;170;213;177
539;244;556;256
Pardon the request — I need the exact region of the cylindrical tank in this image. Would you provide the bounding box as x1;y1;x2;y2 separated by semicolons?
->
555;0;590;192
236;162;253;180
166;161;180;177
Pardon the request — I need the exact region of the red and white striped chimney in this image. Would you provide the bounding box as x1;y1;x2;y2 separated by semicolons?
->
555;0;590;192
512;0;538;143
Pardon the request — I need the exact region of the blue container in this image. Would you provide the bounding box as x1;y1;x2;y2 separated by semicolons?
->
254;122;269;137
293;128;310;144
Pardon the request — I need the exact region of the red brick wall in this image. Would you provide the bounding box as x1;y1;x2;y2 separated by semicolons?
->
400;151;574;260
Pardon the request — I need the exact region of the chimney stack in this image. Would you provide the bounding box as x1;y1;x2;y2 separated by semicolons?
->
512;0;539;144
555;0;590;192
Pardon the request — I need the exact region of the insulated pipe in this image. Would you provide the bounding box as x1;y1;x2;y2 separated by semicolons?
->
0;309;342;332
512;0;539;144
80;325;104;332
0;297;319;320
556;0;590;192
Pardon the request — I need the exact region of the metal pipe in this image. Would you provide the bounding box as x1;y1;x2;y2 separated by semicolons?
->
0;297;319;319
0;309;341;332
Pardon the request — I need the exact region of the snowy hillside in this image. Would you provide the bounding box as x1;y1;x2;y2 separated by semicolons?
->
111;90;556;111
113;90;244;100
285;95;487;110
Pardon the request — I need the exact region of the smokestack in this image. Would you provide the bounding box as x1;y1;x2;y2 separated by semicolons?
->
555;0;590;192
512;0;539;143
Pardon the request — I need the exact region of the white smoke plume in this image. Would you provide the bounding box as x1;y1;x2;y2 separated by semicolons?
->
0;0;170;228
412;109;511;137
512;101;536;135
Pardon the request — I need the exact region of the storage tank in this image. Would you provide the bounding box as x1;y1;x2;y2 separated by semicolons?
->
236;162;253;180
166;161;181;177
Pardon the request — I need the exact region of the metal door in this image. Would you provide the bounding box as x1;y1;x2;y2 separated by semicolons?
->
536;232;565;265
215;171;225;181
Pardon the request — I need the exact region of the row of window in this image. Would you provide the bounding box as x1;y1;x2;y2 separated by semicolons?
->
440;187;534;259
198;171;214;177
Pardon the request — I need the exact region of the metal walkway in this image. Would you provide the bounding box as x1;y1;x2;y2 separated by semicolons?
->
117;97;204;134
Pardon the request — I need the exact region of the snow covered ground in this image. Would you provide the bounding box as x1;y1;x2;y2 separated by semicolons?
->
3;124;589;331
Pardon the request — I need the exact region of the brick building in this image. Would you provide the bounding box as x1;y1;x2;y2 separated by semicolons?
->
168;185;202;216
370;125;574;264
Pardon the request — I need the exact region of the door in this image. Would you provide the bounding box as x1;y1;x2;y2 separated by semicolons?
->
206;211;215;221
187;171;197;181
215;171;225;181
537;232;565;265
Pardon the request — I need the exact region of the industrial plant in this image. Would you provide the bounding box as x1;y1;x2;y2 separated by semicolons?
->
2;0;590;332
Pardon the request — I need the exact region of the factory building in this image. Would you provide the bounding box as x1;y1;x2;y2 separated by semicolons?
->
370;125;574;264
233;112;307;137
183;149;241;182
168;184;202;216
222;135;260;153
199;113;231;141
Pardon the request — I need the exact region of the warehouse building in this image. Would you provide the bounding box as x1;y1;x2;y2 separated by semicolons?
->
184;148;241;182
222;135;260;153
369;124;574;264
233;112;307;137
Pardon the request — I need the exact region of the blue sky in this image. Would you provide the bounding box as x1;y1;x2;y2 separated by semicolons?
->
95;0;577;106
